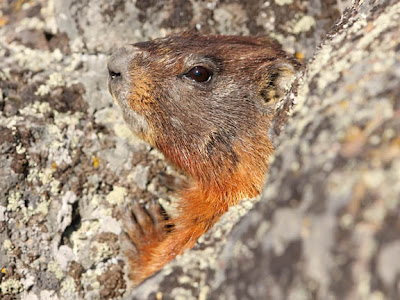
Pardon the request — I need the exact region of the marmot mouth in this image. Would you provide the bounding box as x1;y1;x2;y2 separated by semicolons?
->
118;100;151;139
110;94;119;106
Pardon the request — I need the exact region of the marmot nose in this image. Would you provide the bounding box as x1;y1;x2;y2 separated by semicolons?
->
107;45;137;82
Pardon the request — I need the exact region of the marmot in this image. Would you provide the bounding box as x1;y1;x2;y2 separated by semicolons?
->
107;32;299;286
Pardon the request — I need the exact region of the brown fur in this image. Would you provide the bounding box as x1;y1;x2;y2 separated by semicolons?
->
108;33;300;286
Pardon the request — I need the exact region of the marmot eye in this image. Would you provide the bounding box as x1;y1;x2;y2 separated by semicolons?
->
186;66;212;83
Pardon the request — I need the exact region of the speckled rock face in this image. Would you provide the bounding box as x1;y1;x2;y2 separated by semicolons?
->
53;0;342;58
1;0;398;299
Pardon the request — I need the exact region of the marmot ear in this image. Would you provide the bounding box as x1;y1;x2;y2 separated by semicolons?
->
257;61;297;107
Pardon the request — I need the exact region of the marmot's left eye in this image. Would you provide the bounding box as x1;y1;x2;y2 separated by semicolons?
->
185;66;212;83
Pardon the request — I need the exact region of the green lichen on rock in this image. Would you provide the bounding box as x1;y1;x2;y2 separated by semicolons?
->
0;278;24;295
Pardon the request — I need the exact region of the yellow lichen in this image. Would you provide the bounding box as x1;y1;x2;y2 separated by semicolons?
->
92;156;100;168
0;16;9;27
295;51;305;62
339;100;349;109
13;0;27;11
343;126;364;142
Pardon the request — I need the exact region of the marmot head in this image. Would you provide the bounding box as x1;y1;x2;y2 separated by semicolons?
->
108;33;299;178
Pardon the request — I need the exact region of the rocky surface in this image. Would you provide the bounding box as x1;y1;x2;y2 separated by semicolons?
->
1;0;398;299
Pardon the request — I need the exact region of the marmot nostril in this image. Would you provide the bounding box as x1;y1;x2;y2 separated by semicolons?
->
107;57;123;81
109;70;121;80
107;45;139;83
